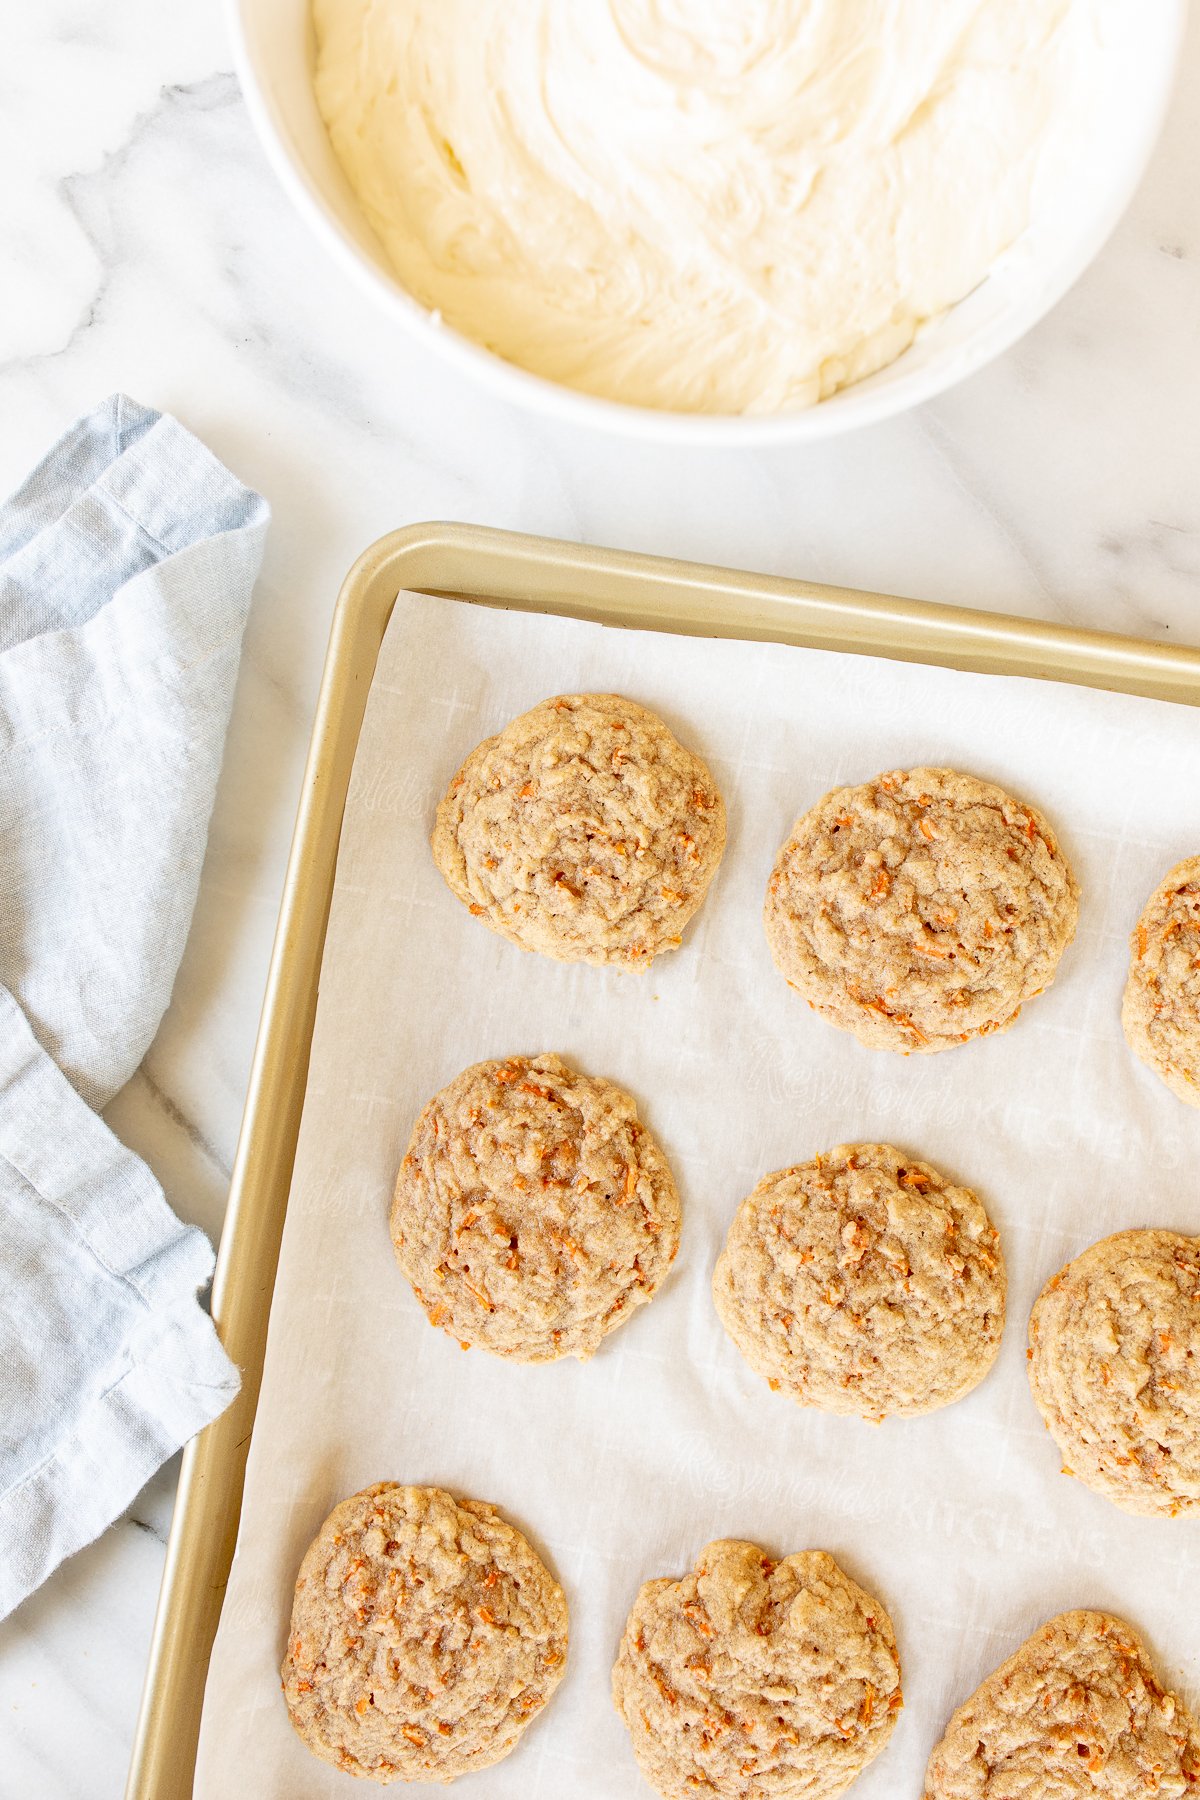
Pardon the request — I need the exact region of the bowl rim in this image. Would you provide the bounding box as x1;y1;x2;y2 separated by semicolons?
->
228;0;1187;446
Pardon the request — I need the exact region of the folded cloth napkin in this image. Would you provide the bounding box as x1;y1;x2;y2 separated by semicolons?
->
0;395;268;1618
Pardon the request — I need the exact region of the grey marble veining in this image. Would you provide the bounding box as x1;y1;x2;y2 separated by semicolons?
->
0;3;1198;1794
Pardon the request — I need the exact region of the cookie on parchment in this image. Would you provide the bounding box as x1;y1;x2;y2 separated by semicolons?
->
431;692;725;967
612;1539;902;1800
763;767;1079;1053
281;1483;567;1784
1122;856;1200;1107
713;1144;1005;1421
924;1609;1200;1798
391;1054;681;1362
1027;1228;1200;1517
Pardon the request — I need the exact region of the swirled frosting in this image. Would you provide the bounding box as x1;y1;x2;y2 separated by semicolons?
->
312;0;1095;415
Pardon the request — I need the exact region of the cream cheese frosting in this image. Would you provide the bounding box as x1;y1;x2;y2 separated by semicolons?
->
312;0;1099;415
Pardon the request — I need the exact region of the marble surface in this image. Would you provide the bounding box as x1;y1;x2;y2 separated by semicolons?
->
0;4;1198;1795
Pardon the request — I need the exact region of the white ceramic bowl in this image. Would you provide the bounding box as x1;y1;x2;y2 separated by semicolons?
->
230;0;1184;445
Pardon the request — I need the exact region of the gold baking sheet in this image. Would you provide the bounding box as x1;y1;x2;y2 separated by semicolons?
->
125;522;1200;1799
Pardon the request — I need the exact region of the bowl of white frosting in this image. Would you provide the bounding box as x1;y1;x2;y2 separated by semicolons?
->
230;0;1183;441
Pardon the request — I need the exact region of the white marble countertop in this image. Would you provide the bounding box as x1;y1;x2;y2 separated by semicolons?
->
1;4;1198;1794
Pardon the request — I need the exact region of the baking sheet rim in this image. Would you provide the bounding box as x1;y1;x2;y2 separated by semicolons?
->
125;520;1200;1799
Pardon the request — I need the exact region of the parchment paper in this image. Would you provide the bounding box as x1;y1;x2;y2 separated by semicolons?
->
197;588;1200;1799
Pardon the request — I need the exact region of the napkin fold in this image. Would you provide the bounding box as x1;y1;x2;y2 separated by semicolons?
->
0;395;268;1618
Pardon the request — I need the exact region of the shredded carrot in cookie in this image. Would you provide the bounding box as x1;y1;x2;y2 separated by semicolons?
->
899;1167;931;1192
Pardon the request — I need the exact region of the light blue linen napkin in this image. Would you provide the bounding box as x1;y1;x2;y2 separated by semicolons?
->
0;395;269;1618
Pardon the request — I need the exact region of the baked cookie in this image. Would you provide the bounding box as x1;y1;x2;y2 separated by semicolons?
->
763;767;1079;1052
431;693;725;967
713;1144;1005;1421
924;1609;1200;1798
1027;1229;1200;1517
612;1539;902;1800
1122;856;1200;1107
391;1054;681;1362
281;1483;567;1783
